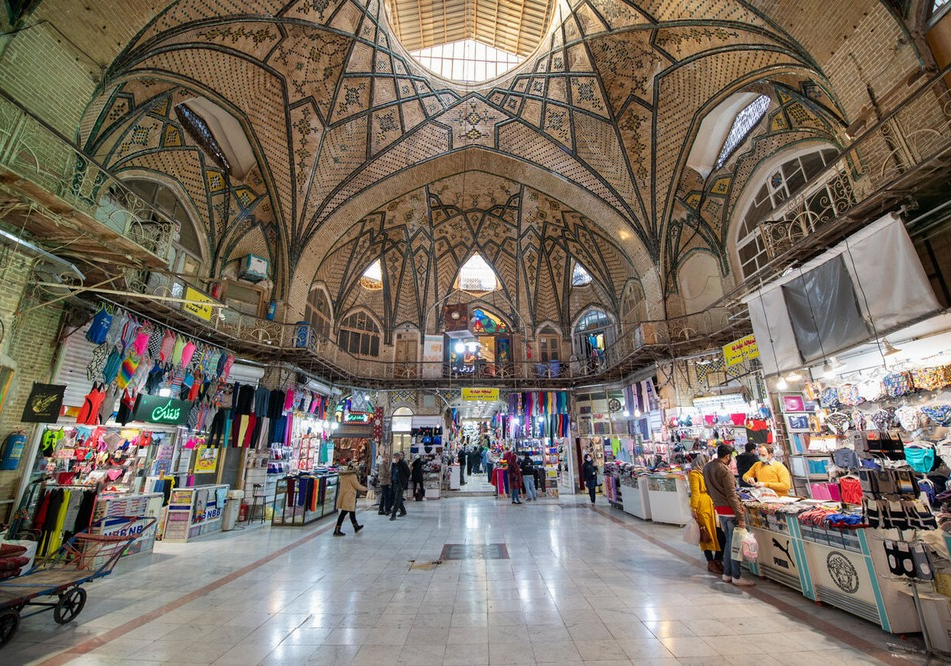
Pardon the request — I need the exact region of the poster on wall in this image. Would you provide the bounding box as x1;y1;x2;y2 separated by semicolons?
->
21;383;66;423
194;445;218;473
422;335;443;378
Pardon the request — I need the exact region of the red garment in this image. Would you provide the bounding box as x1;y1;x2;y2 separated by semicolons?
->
77;386;105;425
502;451;523;491
839;476;863;505
243;414;257;448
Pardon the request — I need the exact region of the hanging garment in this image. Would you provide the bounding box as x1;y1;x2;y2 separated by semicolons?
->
159;330;176;362
77;386;105;425
905;445;935;474
171;336;186;366
99;384;121;424
839;476;863;504
180;341;197;368
86;307;113;344
102;347;123;384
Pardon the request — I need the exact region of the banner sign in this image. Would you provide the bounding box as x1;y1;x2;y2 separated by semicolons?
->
132;395;192;425
723;334;760;367
182;287;215;321
462;388;499;401
22;383;66;423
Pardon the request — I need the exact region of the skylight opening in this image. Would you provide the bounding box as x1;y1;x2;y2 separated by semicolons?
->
572;263;593;287
715;95;771;169
411;39;523;83
360;259;383;290
457;254;498;292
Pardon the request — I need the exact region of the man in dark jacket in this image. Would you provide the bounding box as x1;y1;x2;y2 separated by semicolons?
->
457;446;467;486
703;444;753;587
735;442;759;488
390;451;410;520
411;455;425;501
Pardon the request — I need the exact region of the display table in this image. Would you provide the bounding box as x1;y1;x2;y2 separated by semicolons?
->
646;475;690;525
424;471;441;499
621;476;651;520
93;492;164;557
164;484;228;543
742;504;920;634
272;473;338;526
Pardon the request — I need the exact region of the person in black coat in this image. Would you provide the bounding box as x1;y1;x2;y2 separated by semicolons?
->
735;443;759;488
457;446;467;485
411;455;425;501
390;452;411;520
582;454;598;504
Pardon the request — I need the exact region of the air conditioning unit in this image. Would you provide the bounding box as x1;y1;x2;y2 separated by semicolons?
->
239;254;269;282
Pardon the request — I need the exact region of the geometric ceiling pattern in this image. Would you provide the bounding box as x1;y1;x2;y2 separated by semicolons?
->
74;0;907;329
309;172;640;339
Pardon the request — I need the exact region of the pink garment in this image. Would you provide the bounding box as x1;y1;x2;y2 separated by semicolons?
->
159;330;176;362
704;415;716;425
283;389;296;412
132;332;149;356
220;355;235;381
730;413;746;426
180;341;197;368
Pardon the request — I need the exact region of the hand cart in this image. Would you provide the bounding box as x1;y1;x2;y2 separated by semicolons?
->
0;515;155;648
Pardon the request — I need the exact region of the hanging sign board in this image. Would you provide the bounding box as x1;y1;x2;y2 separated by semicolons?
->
133;395;192;425
182;287;215;321
21;383;66;423
462;388;499;401
723;334;759;367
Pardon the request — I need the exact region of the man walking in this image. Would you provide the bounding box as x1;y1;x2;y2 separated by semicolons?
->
457;446;467;486
390;451;410;520
703;444;754;587
377;449;393;515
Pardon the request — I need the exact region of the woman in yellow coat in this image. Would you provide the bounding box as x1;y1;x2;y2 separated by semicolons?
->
689;453;723;574
333;463;368;536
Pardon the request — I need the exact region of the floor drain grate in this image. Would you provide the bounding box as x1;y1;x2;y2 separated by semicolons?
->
439;543;509;560
408;560;442;570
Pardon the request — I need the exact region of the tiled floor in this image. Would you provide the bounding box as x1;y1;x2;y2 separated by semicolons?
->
2;494;928;665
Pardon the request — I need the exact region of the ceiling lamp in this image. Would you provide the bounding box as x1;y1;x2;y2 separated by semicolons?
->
634;409;642;418
822;361;836;380
776;376;788;391
882;339;901;357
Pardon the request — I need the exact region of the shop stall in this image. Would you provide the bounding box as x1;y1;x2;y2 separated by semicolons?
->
92;491;164;557
271;471;339;526
163;484;229;542
646;473;691;525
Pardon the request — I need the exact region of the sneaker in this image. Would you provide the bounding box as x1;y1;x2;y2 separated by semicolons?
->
732;578;755;587
721;574;732;583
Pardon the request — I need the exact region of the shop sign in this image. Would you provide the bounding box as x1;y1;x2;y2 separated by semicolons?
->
21;383;66;423
133;395;192;425
462;388;499;401
723;334;759;367
182;287;215;321
345;411;372;423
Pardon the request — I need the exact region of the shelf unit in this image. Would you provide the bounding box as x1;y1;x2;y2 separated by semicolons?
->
271;474;338;526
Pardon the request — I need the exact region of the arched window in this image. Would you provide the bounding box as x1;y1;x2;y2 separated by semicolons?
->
573;308;614;373
304;286;332;340
538;325;561;364
716;95;771;169
572;262;593;286
735;148;841;279
932;0;950;18
456;254;498;293
124;179;203;276
338;311;381;357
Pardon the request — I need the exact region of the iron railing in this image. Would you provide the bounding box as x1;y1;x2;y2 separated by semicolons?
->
0;89;174;261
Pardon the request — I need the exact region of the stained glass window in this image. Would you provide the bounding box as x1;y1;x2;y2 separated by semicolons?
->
715;95;771;169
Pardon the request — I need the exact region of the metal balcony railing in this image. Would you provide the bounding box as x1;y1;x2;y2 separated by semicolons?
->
0;89;174;262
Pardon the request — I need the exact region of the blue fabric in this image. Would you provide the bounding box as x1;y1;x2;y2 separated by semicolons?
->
87;308;113;345
905;447;934;474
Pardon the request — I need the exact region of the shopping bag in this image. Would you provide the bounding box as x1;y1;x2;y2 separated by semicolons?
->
682;518;701;546
741;530;759;561
731;526;748;562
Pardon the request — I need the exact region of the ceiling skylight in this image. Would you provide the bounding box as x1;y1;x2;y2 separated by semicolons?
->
360;259;383;290
411;39;522;83
457;254;498;292
716;95;771;169
572;262;593;287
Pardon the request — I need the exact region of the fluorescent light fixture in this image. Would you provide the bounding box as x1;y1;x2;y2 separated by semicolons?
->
158;388;172;397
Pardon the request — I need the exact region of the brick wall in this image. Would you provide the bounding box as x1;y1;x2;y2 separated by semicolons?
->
0;251;64;520
0;22;97;136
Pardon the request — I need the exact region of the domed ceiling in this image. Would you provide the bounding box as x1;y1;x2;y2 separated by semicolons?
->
72;0;893;334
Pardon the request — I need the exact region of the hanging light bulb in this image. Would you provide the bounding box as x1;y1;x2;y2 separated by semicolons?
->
776;376;788;391
822;361;836;380
634;409;642;418
623;410;630;418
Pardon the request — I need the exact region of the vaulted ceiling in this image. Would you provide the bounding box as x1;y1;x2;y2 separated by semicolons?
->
69;0;915;332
